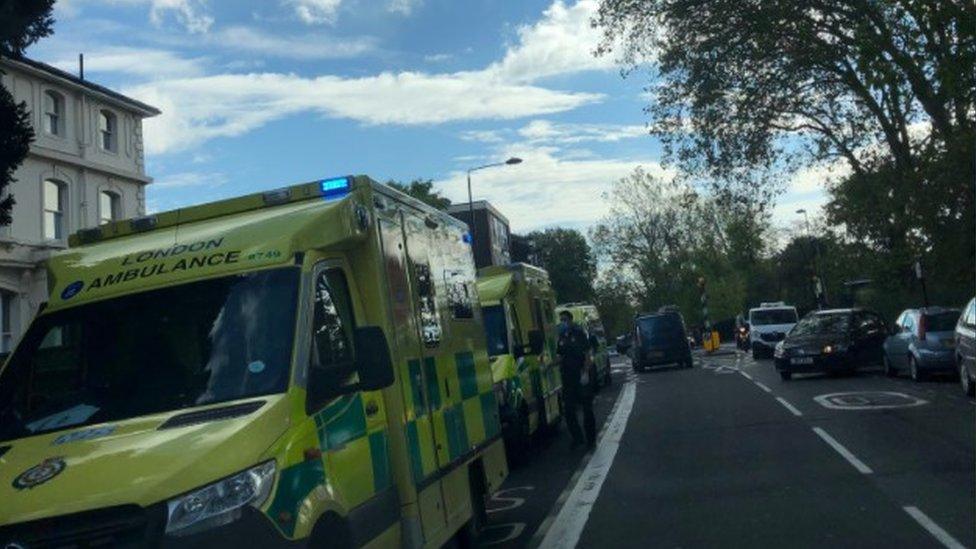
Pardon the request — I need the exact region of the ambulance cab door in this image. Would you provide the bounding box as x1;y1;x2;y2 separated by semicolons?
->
377;212;448;542
304;261;397;544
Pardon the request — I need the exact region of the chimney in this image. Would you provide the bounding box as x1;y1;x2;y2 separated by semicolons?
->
78;53;84;80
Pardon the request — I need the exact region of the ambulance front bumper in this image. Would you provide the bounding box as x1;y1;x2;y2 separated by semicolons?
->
1;505;303;549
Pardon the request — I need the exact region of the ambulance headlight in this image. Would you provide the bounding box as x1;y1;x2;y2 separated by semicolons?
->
165;461;276;536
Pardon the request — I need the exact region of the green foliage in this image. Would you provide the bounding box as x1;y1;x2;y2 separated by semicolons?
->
0;0;55;227
386;179;451;210
591;168;764;326
0;0;55;57
593;273;636;338
524;228;596;304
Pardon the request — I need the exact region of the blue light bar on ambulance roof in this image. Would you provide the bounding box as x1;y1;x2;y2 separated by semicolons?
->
320;177;351;199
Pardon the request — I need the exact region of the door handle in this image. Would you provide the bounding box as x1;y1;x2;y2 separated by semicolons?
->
365;401;380;416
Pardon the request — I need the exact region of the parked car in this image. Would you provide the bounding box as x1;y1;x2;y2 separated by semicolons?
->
956;298;976;396
633;311;693;371
774;308;887;381
749;302;799;359
883;307;961;381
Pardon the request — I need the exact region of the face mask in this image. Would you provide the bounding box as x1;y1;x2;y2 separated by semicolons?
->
559;320;570;333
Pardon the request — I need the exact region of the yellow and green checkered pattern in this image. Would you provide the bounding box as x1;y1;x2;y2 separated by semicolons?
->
400;351;501;483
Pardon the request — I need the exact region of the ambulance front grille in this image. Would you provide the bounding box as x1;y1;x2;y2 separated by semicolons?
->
0;505;152;548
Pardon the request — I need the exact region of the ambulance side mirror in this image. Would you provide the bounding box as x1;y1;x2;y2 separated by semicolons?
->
354;327;395;391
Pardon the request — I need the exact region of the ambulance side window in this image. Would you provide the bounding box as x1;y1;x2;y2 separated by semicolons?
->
307;268;358;410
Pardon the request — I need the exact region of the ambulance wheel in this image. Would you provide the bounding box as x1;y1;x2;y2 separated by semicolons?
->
310;513;351;549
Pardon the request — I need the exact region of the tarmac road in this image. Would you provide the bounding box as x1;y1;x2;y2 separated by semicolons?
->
478;348;974;548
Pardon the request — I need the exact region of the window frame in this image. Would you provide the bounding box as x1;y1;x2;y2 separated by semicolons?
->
0;289;13;354
43;90;64;137
43;179;67;241
99;190;121;225
306;263;359;413
98;109;117;153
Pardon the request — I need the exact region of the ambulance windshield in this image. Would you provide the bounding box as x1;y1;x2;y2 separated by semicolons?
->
0;267;299;442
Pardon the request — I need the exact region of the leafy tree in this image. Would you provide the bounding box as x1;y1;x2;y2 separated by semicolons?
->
594;272;637;339
0;0;55;226
386;179;451;210
524;228;596;304
590;168;759;326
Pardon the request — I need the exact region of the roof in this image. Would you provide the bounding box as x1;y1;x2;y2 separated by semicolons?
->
477;271;513;305
446;200;510;225
477;263;552;305
1;56;161;117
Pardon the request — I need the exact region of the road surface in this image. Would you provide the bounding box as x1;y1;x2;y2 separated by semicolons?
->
478;348;974;548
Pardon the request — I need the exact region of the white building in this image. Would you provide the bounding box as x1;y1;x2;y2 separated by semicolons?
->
0;56;160;351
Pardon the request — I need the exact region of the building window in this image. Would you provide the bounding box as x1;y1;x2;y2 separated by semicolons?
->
44;91;63;136
99;190;121;225
99;110;117;152
44;179;66;240
0;290;13;354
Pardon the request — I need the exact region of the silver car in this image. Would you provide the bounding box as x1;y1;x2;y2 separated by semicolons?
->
883;307;961;381
956;298;976;395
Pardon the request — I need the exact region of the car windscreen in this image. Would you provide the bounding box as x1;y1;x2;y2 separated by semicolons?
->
637;315;685;343
483;305;509;356
790;313;850;337
0;267;300;443
925;311;960;332
750;309;798;326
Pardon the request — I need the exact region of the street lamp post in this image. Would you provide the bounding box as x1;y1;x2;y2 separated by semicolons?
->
466;157;522;248
796;209;826;308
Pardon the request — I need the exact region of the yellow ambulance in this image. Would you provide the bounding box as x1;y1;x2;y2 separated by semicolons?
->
0;176;507;548
476;264;561;459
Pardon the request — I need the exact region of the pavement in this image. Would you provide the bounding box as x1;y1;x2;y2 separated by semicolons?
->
477;347;975;548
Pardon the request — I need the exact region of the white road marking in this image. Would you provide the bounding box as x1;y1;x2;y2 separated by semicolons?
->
775;397;803;416
487;486;534;513
739;371;754;381
903;506;967;549
812;427;873;474
754;381;772;393
813;391;928;410
537;381;636;549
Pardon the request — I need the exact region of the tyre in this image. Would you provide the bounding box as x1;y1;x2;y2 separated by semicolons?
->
883;355;896;377
909;356;924;382
779;371;792;381
960;363;974;397
310;514;352;549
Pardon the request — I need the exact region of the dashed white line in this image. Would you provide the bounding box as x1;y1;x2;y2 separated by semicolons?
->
903;506;967;549
739;371;754;381
537;381;636;549
775;396;803;416
754;381;772;393
812;427;873;474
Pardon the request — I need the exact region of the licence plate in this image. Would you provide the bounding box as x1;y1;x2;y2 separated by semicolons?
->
791;357;814;365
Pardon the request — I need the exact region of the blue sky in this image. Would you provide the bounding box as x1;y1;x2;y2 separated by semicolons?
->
31;0;827;234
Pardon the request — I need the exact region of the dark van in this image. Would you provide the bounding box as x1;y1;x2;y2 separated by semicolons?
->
633;312;693;371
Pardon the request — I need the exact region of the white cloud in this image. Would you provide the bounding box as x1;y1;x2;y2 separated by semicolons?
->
436;145;675;232
149;0;213;33
117;0;617;154
213;26;377;59
152;171;228;189
486;0;614;83
287;0;342;25
388;0;422;15
424;53;453;63
129;72;601;154
787;161;852;195
518;119;647;143
50;47;206;79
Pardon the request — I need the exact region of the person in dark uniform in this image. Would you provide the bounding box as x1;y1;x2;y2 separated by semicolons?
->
557;310;596;450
